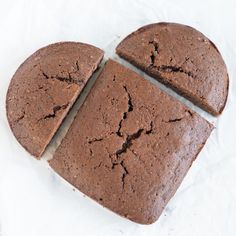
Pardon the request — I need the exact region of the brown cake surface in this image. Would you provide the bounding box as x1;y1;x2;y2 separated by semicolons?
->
6;42;104;157
49;59;213;224
116;22;229;116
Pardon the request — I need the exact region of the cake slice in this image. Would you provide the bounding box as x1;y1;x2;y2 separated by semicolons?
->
49;59;213;224
6;42;104;157
116;22;229;116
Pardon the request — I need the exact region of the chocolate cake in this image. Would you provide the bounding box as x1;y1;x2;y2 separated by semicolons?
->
116;22;229;116
49;59;213;224
6;42;104;157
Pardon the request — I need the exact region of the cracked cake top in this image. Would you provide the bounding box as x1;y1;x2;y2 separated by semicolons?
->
49;59;213;224
116;22;229;116
6;42;104;157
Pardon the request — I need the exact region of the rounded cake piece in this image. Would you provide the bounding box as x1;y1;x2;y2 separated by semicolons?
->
116;22;229;116
6;42;104;157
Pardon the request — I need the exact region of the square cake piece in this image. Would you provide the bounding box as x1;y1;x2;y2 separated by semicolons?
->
49;59;213;224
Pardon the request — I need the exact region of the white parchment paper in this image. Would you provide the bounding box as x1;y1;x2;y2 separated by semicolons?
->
0;0;236;235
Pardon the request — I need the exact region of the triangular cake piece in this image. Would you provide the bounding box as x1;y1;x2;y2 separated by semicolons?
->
49;59;213;224
116;22;228;116
6;42;104;157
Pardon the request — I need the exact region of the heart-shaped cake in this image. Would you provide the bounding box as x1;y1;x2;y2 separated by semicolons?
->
5;22;228;224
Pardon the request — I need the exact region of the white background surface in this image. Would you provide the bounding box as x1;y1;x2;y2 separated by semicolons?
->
0;0;236;235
